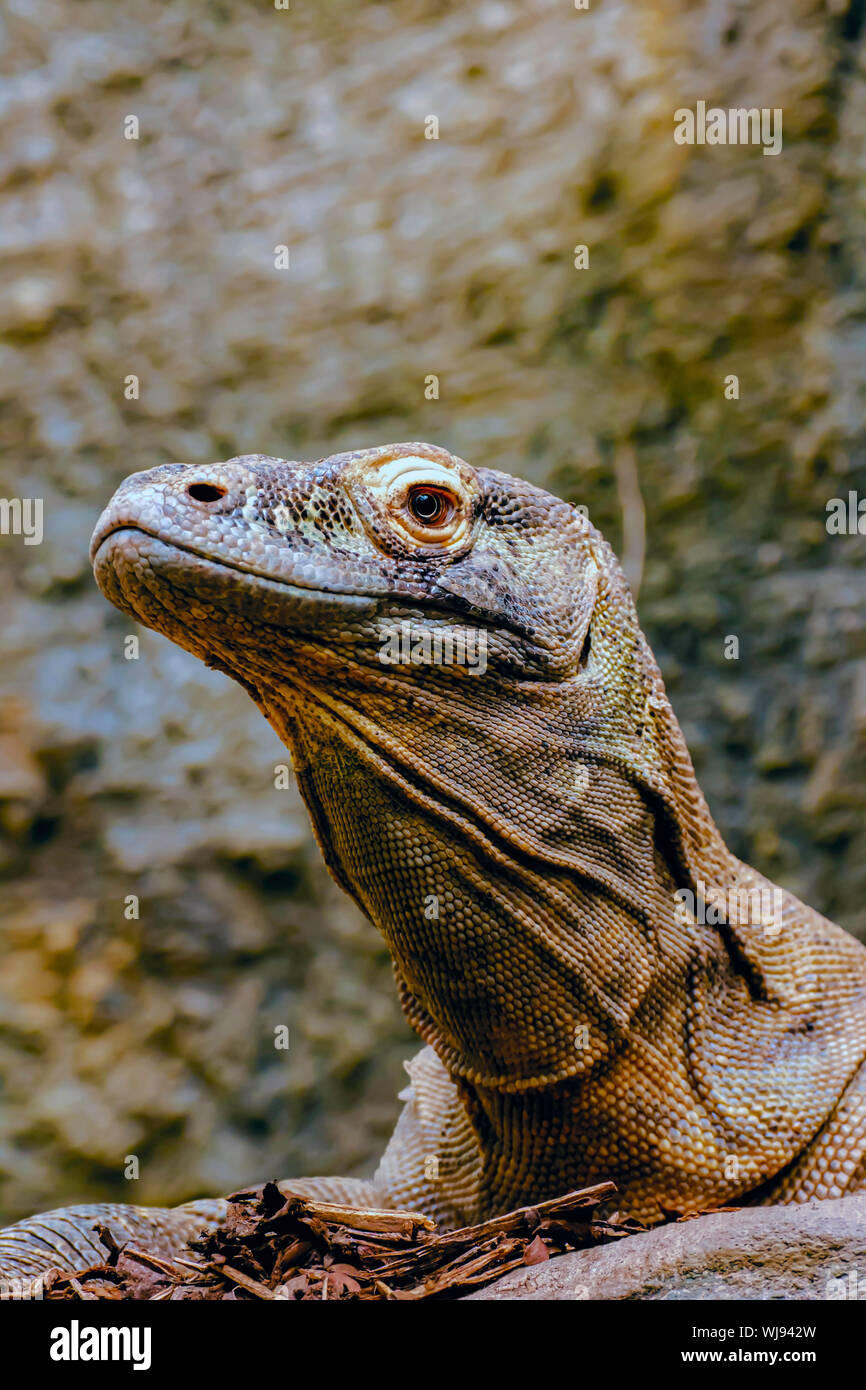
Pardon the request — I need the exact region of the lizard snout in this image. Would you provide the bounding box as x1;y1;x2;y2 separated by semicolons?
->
88;460;255;563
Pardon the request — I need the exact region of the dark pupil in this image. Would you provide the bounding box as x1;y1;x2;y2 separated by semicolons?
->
411;491;442;522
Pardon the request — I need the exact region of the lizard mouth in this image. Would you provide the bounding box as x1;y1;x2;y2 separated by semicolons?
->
91;525;385;657
91;523;379;604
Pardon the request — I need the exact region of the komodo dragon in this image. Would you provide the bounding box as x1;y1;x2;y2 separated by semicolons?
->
3;440;866;1280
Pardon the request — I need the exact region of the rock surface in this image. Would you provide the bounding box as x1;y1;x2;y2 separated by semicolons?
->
1;0;866;1224
467;1198;866;1300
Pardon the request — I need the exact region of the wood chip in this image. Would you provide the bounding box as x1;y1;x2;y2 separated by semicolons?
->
44;1179;635;1302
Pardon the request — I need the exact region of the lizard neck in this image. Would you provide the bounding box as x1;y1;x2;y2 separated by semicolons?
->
259;646;866;1224
261;672;701;1092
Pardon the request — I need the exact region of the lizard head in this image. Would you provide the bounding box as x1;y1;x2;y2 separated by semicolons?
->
90;442;709;1089
90;441;601;689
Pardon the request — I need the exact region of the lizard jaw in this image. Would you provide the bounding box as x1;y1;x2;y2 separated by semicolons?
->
91;525;381;680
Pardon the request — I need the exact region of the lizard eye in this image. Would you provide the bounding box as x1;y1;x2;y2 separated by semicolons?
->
358;454;476;554
406;486;455;528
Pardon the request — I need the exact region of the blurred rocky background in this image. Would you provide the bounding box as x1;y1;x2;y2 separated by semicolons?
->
1;0;866;1220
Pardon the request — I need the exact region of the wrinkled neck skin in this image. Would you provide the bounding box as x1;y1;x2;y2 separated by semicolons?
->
253;620;866;1222
254;643;735;1218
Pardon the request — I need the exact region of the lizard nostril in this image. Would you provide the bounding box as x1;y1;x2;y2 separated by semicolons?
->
187;482;227;503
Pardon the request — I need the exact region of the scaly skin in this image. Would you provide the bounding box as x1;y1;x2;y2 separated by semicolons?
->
3;441;866;1280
